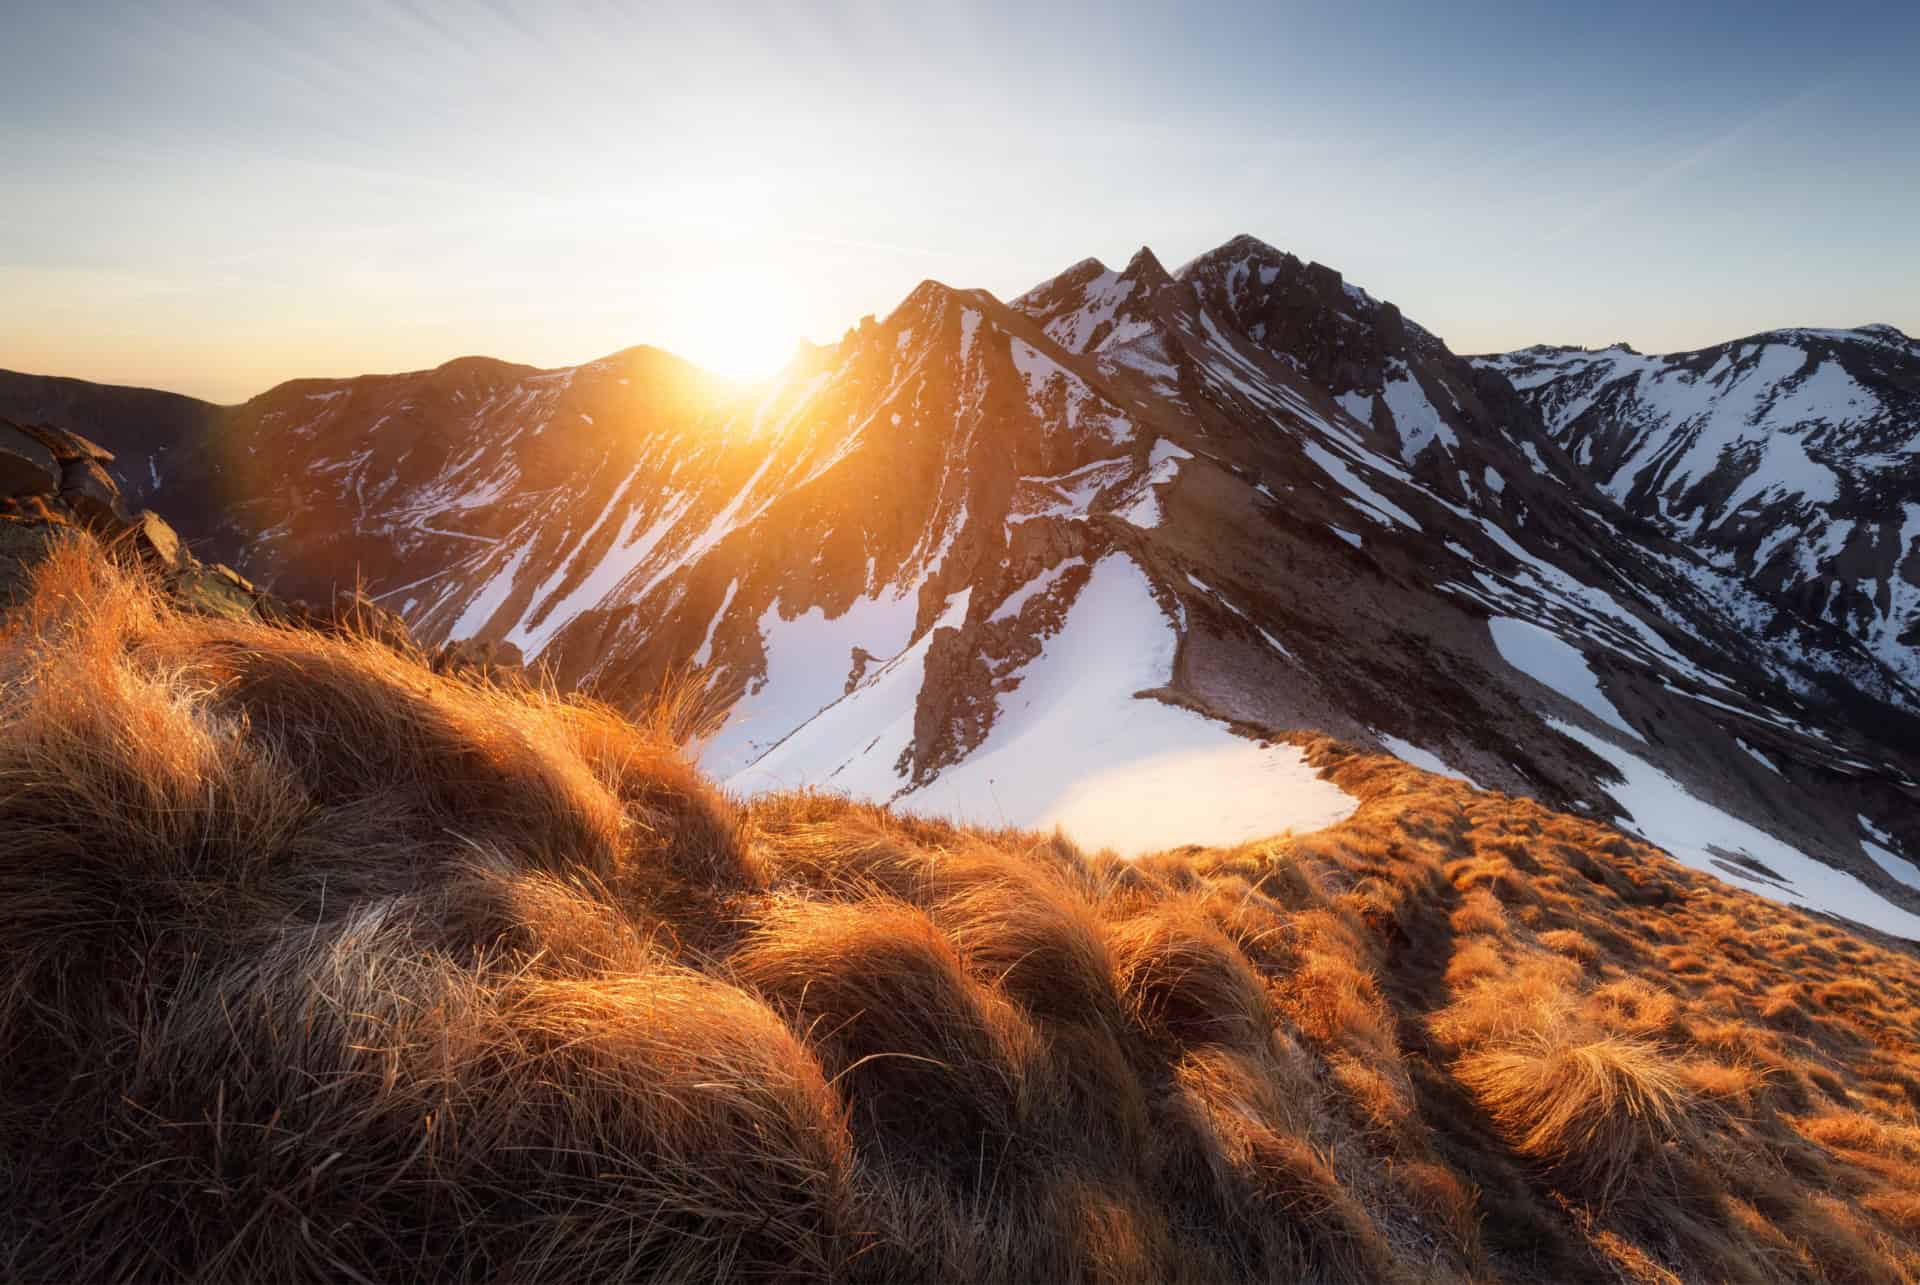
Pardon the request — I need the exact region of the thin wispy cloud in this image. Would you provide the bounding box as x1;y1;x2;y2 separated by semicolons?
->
1544;84;1828;243
2;1;1914;400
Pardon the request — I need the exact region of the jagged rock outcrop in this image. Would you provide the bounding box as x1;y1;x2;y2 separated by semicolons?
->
1474;326;1920;688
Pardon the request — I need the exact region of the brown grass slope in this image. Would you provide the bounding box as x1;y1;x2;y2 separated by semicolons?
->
3;533;1919;1283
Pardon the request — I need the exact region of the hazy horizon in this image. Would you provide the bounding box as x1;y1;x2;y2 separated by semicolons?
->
7;0;1917;403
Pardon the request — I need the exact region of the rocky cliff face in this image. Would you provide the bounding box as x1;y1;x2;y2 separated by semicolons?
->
4;238;1917;940
1474;325;1920;689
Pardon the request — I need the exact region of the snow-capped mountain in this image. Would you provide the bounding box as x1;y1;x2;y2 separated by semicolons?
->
3;236;1917;940
1474;326;1920;689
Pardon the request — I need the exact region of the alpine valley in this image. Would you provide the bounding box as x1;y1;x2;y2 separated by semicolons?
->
5;235;1917;939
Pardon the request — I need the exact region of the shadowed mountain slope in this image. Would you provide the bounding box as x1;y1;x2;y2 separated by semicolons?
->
1474;326;1920;687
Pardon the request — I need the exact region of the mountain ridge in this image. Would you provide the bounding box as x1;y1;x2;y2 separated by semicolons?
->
1473;320;1920;689
2;234;1917;942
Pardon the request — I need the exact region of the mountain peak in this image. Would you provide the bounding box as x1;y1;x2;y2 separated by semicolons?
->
1009;256;1116;315
1121;246;1173;289
1174;233;1292;281
887;278;970;328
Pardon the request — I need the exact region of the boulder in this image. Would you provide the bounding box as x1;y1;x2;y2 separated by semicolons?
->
0;423;60;499
172;564;255;622
59;458;129;529
52;428;114;463
434;635;527;678
211;563;255;593
9;421;116;464
129;510;184;570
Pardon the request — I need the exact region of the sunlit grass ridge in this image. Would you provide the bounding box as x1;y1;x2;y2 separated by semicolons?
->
2;532;1918;1282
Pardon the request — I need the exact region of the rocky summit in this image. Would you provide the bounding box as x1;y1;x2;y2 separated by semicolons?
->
2;235;1916;941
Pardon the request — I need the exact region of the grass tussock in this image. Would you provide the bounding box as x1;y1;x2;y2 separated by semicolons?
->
2;532;1920;1283
1456;1033;1695;1208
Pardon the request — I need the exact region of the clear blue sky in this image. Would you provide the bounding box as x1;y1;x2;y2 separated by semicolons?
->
4;0;1916;401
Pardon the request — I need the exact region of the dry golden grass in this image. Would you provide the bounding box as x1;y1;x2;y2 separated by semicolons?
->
1456;1033;1696;1208
2;532;1919;1283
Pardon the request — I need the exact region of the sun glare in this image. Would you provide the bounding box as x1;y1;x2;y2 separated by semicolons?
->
662;262;812;382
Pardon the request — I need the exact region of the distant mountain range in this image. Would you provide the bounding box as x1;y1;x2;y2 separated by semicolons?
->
4;234;1917;938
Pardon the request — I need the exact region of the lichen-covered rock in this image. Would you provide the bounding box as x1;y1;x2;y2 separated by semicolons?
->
212;563;255;593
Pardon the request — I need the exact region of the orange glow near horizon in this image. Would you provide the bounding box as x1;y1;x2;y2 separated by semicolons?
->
658;261;815;381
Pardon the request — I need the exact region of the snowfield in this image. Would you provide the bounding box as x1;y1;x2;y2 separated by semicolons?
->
727;555;1357;856
702;586;925;778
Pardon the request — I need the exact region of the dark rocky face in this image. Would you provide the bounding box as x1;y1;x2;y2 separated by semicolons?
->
1474;325;1920;692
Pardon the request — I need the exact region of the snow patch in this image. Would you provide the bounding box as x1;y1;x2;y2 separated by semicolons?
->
701;587;925;777
691;578;740;667
959;308;982;364
1490;616;1641;741
1116;439;1194;529
1377;734;1482;787
1300;441;1422;530
1735;738;1782;775
990;559;1083;623
1040;270;1137;353
1380;370;1460;462
450;542;531;639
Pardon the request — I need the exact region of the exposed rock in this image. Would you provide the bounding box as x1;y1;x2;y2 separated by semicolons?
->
432;634;528;682
16;421;115;464
213;563;255;593
129;510;184;570
908;622;995;781
846;646;877;694
59;458;128;528
171;563;256;621
0;422;60;498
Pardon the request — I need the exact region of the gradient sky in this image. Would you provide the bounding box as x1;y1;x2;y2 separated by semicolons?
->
5;0;1917;403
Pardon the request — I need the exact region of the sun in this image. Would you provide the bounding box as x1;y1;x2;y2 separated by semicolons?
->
662;261;811;382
